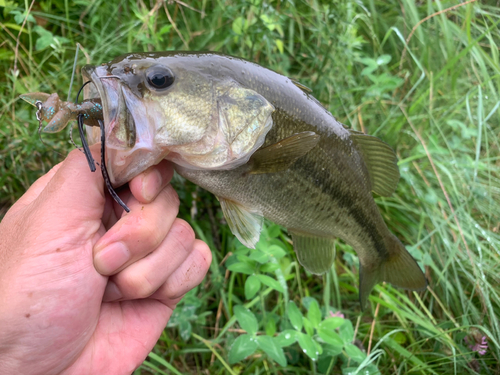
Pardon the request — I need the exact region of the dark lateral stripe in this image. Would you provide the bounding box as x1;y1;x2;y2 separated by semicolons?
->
293;156;388;259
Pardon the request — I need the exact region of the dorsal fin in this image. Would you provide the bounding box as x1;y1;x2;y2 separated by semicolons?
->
349;130;400;197
290;79;312;93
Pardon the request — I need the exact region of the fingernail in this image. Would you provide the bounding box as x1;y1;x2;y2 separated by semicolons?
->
94;242;130;275
142;169;162;202
103;281;122;302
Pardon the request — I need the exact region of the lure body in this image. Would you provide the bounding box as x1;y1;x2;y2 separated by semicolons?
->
20;92;103;133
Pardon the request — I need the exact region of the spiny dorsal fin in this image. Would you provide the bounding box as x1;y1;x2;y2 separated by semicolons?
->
219;197;263;248
290;231;335;275
290;79;312;93
248;131;320;175
349;130;400;197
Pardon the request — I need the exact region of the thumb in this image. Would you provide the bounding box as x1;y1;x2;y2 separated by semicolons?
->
34;143;107;224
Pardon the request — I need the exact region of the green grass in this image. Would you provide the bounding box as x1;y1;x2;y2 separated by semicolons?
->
1;0;499;373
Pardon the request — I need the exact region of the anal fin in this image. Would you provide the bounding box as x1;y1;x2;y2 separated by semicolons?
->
290;231;335;275
219;197;263;249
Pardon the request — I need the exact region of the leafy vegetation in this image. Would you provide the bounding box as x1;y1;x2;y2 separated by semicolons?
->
1;0;499;373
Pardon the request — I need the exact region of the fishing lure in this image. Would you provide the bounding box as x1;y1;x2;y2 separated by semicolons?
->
20;87;130;212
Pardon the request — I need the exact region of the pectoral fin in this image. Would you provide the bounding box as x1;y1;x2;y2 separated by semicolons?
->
248;131;320;174
219;197;263;249
290;231;336;274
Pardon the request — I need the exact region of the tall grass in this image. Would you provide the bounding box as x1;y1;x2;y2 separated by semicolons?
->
1;0;499;373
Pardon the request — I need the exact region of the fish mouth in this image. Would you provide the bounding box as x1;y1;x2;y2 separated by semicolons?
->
81;65;167;187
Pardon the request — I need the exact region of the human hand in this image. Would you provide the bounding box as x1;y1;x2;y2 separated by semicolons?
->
0;145;212;375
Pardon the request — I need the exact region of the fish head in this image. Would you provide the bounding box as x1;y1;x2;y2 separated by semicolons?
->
82;52;274;186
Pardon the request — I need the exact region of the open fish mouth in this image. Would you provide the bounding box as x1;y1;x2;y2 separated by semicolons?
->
81;65;167;187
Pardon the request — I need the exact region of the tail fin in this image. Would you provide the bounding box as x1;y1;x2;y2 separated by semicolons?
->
359;235;427;308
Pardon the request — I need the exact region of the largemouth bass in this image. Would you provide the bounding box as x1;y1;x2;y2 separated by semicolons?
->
21;52;427;306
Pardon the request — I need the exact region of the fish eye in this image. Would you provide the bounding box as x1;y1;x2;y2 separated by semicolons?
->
146;66;174;90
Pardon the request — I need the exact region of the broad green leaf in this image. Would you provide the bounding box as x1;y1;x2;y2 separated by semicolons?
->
275;39;284;54
34;26;54;51
158;24;172;36
297;332;318;361
307;299;321;328
259;14;275;31
260;263;280;273
12;10;35;25
323;343;343;357
227;262;255;275
275;330;298;347
265;245;287;259
376;54;392;65
234;305;258;335
344;343;367;363
233;247;250;256
228;334;258;364
357;57;377;66
339;319;354;344
315;340;323;356
232;16;244;35
303;317;314;336
179;320;192;341
236;255;257;265
266;224;281;238
255;274;284;293
249;250;270;263
301;297;316;309
265;317;276;337
319;317;345;331
257;335;287;367
317;327;344;348
244;275;261;300
287;301;303;331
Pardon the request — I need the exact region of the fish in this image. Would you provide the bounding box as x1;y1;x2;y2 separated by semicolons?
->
20;52;427;307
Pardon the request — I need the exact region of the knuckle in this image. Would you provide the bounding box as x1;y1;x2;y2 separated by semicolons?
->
196;240;212;269
139;224;164;250
170;219;196;253
123;271;157;298
173;218;195;240
163;243;211;300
